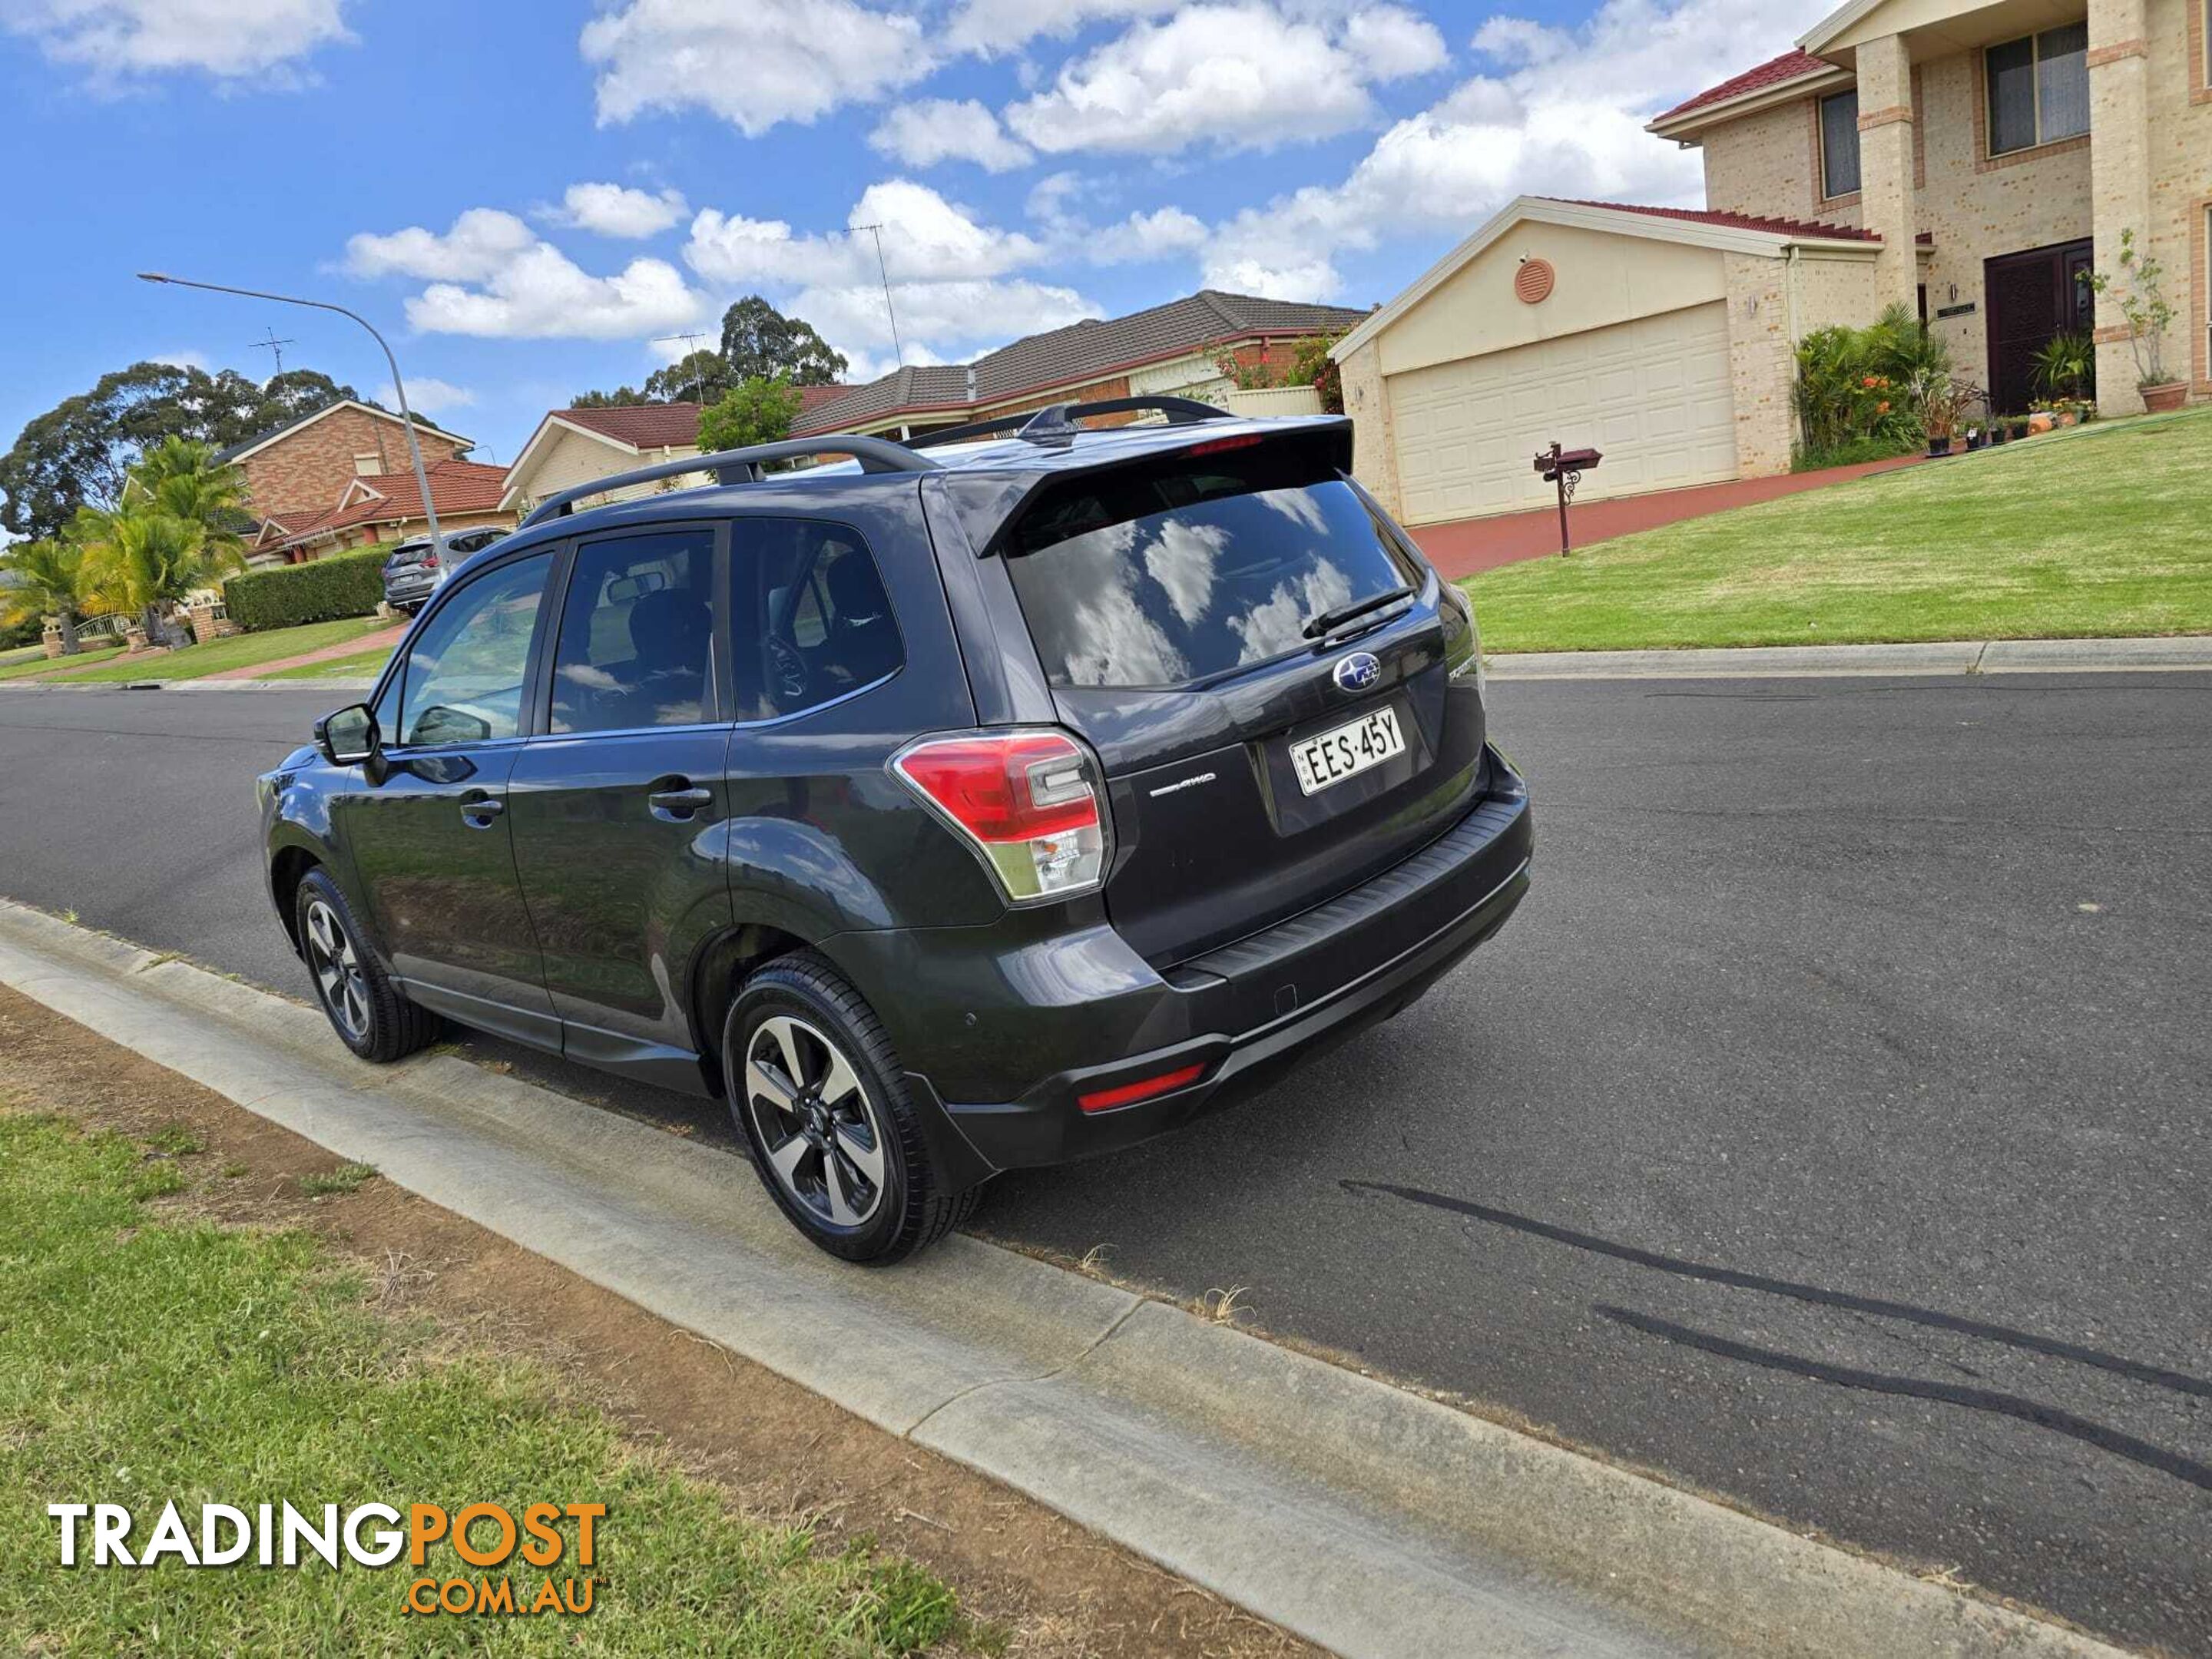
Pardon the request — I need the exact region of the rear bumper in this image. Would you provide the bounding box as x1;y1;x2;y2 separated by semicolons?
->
856;748;1531;1177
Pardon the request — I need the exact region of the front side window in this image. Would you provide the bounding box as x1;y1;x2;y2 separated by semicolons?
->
1988;24;2088;154
1005;443;1421;690
548;528;716;733
735;520;903;719
1820;88;1861;198
397;551;552;747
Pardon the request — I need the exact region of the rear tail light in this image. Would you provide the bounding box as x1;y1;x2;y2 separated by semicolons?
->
892;728;1111;903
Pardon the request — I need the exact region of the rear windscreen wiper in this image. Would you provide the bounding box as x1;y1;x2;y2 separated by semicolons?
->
1303;584;1414;639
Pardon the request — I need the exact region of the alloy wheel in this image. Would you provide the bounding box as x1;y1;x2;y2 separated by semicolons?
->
303;898;370;1041
743;1014;886;1228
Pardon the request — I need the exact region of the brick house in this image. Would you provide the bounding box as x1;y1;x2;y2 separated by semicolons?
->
1333;0;2207;524
251;458;512;565
791;290;1367;442
217;399;475;527
498;389;854;512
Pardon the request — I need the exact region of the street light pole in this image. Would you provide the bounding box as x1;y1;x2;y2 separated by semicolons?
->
138;273;442;542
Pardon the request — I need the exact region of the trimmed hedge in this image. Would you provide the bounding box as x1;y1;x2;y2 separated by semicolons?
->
224;548;389;631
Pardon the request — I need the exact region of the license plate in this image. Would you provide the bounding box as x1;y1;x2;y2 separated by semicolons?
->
1290;706;1405;796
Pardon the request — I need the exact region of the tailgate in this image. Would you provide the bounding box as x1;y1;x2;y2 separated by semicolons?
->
997;429;1489;967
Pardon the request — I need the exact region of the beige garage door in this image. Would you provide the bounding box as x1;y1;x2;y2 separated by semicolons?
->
1385;302;1739;525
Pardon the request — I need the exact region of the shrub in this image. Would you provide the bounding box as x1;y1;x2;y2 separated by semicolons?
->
223;548;388;631
2031;329;2095;403
698;376;801;452
1792;303;1946;454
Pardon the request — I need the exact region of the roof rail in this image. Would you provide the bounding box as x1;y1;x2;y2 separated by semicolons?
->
518;435;937;528
907;395;1227;451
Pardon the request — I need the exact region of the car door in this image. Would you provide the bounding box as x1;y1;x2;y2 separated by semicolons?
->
505;524;734;1084
336;547;561;1047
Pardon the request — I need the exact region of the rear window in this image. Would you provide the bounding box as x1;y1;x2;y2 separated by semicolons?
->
1003;443;1419;690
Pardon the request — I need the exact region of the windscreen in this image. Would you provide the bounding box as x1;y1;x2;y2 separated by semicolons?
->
1003;441;1419;690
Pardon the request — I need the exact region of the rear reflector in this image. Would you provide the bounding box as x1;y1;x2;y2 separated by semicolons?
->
1078;1063;1206;1114
892;728;1111;903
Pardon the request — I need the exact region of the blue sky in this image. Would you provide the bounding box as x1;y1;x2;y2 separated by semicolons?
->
0;0;1823;469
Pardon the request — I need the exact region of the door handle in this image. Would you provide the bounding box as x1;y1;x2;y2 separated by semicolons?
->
459;789;505;829
647;780;714;823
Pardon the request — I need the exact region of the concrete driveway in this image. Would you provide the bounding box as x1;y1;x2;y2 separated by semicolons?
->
2;674;2205;1654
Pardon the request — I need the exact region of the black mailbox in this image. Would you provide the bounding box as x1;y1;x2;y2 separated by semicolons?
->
1532;442;1603;554
1535;445;1601;480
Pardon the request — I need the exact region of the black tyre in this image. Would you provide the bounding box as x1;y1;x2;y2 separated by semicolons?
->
724;951;980;1264
293;868;440;1063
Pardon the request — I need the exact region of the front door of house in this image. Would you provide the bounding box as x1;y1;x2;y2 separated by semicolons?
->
1985;238;2094;415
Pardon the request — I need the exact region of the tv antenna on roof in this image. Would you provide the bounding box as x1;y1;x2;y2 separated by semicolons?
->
650;332;715;402
248;326;295;377
850;224;903;369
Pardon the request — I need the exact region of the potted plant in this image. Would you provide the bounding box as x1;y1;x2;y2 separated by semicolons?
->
2031;329;2095;406
2089;228;2185;412
1911;370;1977;456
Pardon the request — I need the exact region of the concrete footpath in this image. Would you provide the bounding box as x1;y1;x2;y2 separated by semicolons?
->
0;898;2130;1659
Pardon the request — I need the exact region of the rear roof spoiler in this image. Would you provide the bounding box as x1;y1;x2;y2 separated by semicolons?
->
908;395;1228;451
930;414;1354;559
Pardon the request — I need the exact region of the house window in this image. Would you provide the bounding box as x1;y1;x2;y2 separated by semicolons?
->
353;453;381;475
1819;89;1862;198
1986;24;2089;155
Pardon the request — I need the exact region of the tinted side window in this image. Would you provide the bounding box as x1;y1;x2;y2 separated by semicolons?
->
549;529;716;734
398;552;552;746
735;519;902;718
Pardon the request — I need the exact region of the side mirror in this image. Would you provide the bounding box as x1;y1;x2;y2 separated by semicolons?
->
314;703;379;768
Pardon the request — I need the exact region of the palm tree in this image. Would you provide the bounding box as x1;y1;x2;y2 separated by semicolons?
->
75;439;249;647
0;539;88;654
124;437;251;565
76;506;243;646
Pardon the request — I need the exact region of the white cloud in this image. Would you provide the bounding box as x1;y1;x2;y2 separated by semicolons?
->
148;349;207;370
378;376;475;416
1002;3;1399;157
1198;0;1822;297
404;245;707;340
794;277;1099;359
942;0;1174;55
684;178;1098;374
1342;5;1447;78
687;179;1043;288
1086;207;1209;265
581;0;933;136
1;0;353;83
868;99;1031;173
344;208;536;283
541;181;688;237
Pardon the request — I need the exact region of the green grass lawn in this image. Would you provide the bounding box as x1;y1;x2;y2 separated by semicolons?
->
0;637;124;681
31;616;392;684
0;1111;968;1655
1465;405;2212;653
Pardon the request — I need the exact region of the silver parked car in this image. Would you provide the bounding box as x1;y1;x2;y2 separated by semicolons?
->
380;527;509;615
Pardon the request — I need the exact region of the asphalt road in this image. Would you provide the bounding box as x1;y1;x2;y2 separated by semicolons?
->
3;675;2207;1654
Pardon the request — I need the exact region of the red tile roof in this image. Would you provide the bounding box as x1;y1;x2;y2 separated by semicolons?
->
265;459;511;550
1654;49;1833;124
558;402;701;449
1558;199;1886;242
792;290;1366;437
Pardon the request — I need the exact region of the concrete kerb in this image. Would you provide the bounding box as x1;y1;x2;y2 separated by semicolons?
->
0;898;2134;1659
1486;636;2212;681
